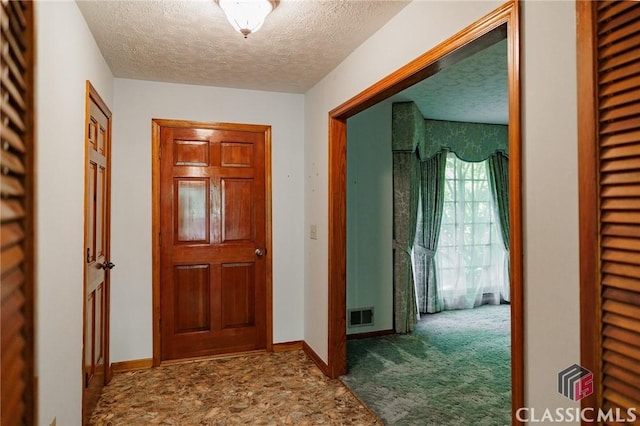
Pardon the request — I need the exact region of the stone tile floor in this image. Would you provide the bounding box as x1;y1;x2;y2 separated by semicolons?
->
90;350;381;425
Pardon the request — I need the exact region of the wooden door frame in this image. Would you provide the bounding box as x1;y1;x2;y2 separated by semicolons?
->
151;119;273;366
82;81;113;415
576;1;600;417
326;0;523;423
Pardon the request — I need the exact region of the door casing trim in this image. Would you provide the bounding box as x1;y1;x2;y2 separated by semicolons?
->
326;1;523;424
151;119;273;366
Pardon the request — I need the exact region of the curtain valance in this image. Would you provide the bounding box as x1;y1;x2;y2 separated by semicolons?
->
392;102;508;161
422;119;508;162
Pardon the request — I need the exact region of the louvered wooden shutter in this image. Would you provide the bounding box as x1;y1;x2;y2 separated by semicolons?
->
1;1;35;425
596;1;640;417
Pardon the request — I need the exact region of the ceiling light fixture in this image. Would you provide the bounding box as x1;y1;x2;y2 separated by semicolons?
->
216;0;278;38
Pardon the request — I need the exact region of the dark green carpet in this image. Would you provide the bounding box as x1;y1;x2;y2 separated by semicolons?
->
341;305;511;426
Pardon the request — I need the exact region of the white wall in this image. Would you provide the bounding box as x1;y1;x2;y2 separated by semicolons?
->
346;101;393;335
304;0;580;417
35;1;114;425
110;79;305;362
521;0;579;414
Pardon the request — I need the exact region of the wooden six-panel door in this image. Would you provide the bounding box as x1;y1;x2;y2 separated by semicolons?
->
159;123;268;361
83;82;113;424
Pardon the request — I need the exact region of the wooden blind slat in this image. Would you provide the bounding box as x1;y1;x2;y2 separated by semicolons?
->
602;237;640;252
600;48;639;73
598;31;640;61
0;96;26;131
603;376;640;407
603;388;640;411
602;262;640;279
1;292;25;342
0;176;25;197
0;199;25;222
0;222;24;250
598;1;639;24
1;45;27;91
604;287;640;309
601;143;640;160
600;118;640;136
1;268;24;303
0;27;26;70
0;150;25;175
603;250;640;266
600;74;640;98
1;333;25;381
1;70;26;110
601;172;640;185
601;157;640;173
598;1;617;12
600;89;640;113
603;339;640;363
604;324;640;349
602;274;640;292
598;6;640;36
600;101;640;122
601;197;640;210
603;349;640;377
1;122;26;153
601;129;640;147
601;184;640;197
600;58;640;85
0;244;24;276
599;17;640;48
604;362;640;387
601;211;640;224
602;225;640;238
603;299;640;319
8;0;26;30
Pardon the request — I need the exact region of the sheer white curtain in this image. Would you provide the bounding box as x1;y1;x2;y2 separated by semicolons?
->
435;153;508;310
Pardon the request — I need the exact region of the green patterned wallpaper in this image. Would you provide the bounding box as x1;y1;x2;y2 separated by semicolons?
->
391;102;424;152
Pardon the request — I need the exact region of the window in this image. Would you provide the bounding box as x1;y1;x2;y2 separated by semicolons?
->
435;153;507;309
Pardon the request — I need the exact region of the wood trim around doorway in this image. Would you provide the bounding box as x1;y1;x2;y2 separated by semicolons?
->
326;1;523;424
575;1;600;416
151;119;274;366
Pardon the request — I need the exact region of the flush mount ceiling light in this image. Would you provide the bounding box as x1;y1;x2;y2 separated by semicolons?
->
215;0;279;38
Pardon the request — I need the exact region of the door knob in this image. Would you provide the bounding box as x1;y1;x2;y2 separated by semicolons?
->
99;261;115;270
255;249;264;257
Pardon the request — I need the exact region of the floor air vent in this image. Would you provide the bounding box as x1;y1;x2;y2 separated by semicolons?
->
349;307;374;327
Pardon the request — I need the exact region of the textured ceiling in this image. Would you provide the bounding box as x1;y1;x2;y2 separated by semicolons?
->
392;38;508;125
76;0;409;93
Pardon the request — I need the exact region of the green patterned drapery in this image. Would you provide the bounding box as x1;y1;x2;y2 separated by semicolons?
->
414;151;448;313
392;152;421;333
488;151;510;251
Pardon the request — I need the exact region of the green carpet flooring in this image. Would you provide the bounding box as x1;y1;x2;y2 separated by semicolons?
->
341;304;511;426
